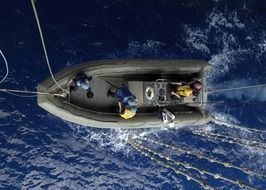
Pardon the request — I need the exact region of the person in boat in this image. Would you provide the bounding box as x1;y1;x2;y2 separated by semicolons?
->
108;86;139;119
188;80;202;99
70;72;93;98
155;105;175;127
170;80;202;100
170;82;193;99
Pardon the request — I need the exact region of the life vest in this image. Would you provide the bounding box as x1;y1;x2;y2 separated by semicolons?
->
120;107;136;119
177;85;193;97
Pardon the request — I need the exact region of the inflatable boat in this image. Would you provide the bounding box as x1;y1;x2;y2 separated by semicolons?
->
37;59;212;128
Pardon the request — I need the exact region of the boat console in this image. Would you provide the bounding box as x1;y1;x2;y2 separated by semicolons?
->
128;80;186;107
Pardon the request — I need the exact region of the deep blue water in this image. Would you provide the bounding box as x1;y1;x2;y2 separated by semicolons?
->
0;0;266;189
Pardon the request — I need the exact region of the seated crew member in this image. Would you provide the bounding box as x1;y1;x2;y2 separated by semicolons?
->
170;80;202;100
170;82;193;99
108;86;139;119
188;80;202;99
70;72;93;98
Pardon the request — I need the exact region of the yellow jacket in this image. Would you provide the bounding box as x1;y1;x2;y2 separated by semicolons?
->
120;107;136;119
177;85;193;97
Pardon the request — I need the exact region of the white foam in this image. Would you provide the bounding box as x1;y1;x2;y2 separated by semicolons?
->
66;120;183;154
184;9;247;87
184;26;210;54
256;39;266;61
127;40;164;57
66;122;135;153
207;10;245;30
0;110;11;118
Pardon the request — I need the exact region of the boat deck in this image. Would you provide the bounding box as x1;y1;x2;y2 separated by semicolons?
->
69;78;125;113
69;77;203;114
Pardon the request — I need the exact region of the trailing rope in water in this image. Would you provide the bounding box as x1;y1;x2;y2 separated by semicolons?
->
0;49;63;98
2;91;39;97
129;140;212;190
130;139;258;190
192;130;266;151
194;129;266;150
0;50;9;85
30;0;67;93
206;83;266;94
0;88;62;97
134;136;266;178
213;118;266;133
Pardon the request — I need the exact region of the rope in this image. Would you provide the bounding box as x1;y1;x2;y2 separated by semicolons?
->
206;83;266;94
99;77;118;89
0;88;61;97
0;49;62;98
0;50;9;85
130;139;257;190
30;0;67;93
135;136;266;177
2;91;39;98
213;118;266;133
195;129;266;150
192;130;266;152
129;140;212;190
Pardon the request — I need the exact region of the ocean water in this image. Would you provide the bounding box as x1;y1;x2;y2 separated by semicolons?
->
0;0;266;189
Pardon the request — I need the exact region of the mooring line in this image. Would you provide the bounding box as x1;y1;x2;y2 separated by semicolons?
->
130;140;257;190
129;140;213;190
135;136;266;177
0;50;9;85
30;0;67;93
